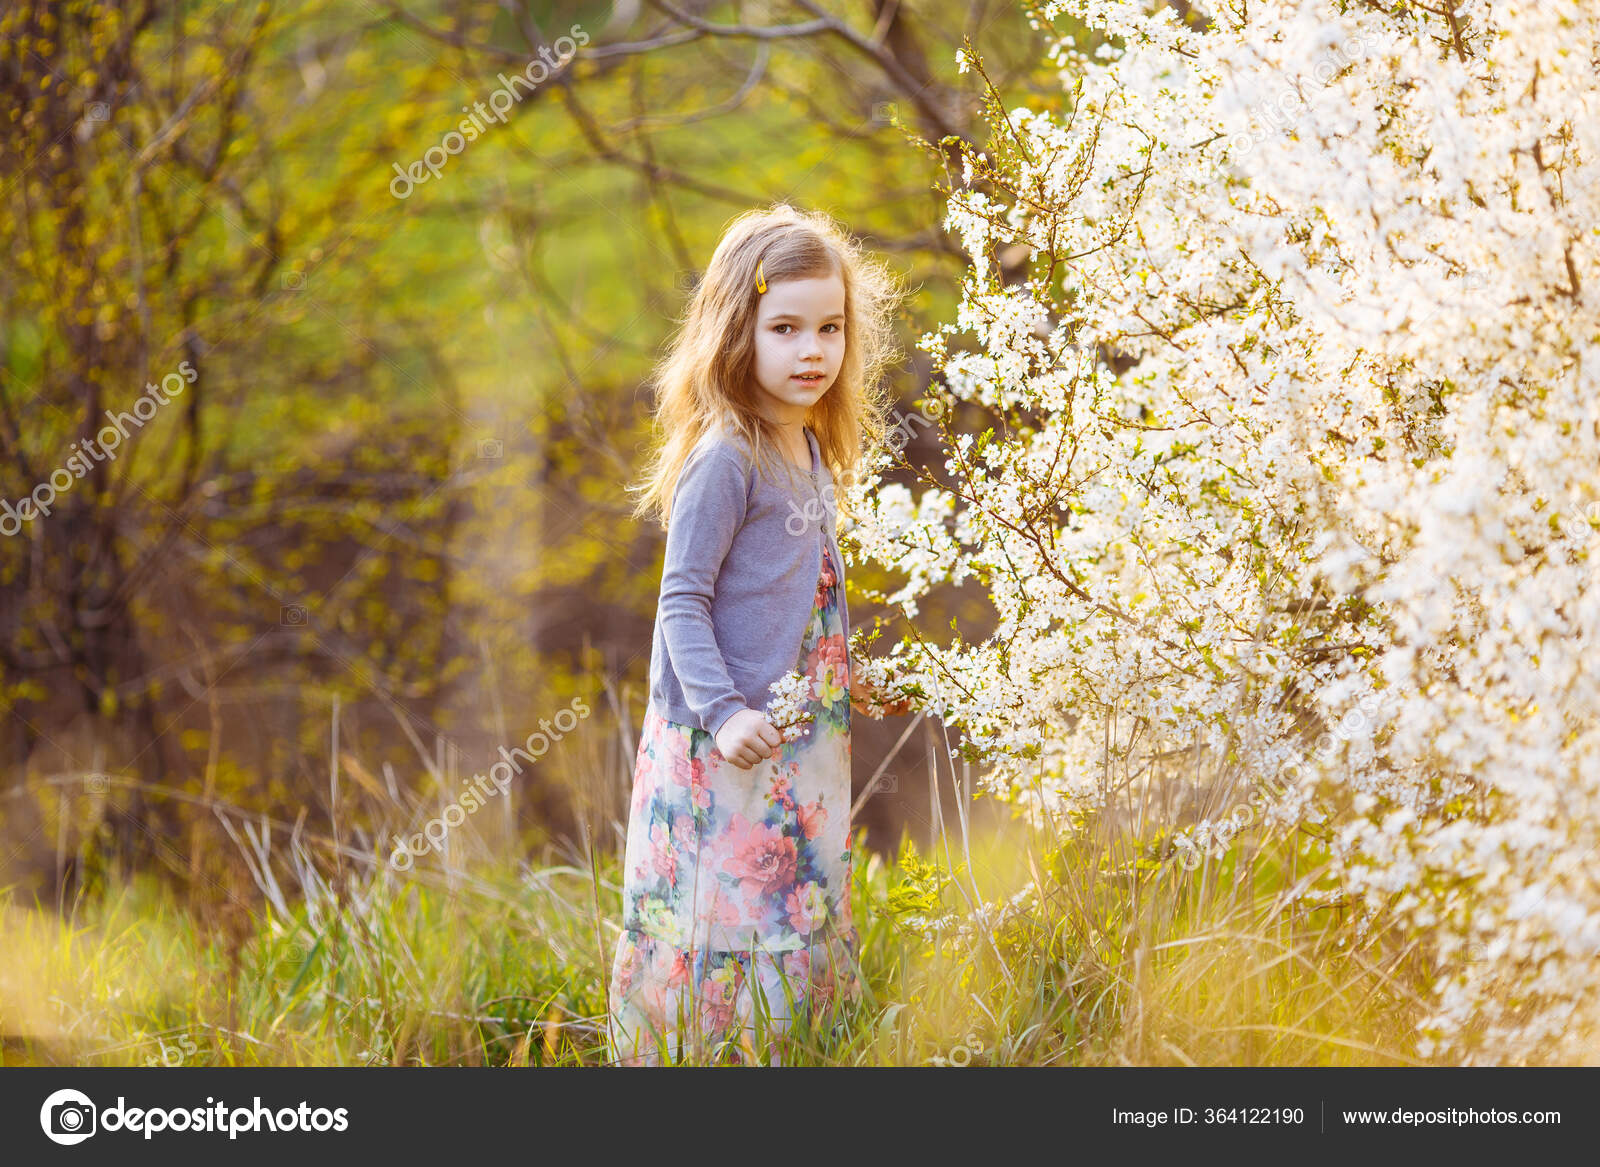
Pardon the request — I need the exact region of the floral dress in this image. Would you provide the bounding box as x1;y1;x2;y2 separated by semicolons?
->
607;540;860;1066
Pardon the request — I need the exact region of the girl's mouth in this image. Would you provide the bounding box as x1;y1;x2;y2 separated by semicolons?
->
792;373;824;384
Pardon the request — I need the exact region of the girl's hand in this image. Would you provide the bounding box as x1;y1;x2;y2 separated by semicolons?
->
714;708;783;769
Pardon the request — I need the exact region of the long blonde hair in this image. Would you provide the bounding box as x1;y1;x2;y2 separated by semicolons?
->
629;203;906;527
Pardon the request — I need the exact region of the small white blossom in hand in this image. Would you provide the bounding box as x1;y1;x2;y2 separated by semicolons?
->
764;670;816;742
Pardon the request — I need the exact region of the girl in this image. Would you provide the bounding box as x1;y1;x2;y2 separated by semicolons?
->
608;204;913;1066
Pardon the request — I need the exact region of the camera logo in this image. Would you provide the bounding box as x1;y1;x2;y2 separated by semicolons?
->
40;1089;97;1145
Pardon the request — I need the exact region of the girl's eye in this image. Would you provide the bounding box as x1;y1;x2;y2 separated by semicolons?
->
773;323;842;333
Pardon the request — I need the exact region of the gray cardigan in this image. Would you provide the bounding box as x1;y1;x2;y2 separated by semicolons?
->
646;422;850;736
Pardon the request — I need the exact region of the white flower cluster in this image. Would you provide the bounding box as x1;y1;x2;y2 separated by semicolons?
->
899;887;1038;944
852;0;1600;1063
847;631;928;717
764;670;816;742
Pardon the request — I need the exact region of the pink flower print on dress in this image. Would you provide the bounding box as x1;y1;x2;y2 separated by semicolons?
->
614;933;639;998
636;941;691;1022
665;947;691;989
668;750;701;788
648;823;677;886
784;880;829;935
782;948;811;986
689;765;712;810
834;880;857;932
768;770;797;812
671;812;698;853
720;814;798;900
806;634;851;710
796;799;827;840
806;633;848;676
630;749;653;814
814;547;837;607
699;962;742;1033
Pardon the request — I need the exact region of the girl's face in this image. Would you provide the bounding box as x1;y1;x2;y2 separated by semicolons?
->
750;269;846;425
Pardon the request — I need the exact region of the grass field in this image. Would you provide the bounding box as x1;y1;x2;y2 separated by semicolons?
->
1;802;1427;1067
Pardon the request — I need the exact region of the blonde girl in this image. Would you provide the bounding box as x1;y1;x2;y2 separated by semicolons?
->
608;203;912;1066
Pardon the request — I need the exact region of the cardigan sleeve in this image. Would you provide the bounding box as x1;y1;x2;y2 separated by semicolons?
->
657;444;751;736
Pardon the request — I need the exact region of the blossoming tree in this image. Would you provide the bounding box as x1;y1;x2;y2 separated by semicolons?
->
846;0;1600;1063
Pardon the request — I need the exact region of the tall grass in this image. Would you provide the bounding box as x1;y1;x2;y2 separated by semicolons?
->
0;699;1432;1067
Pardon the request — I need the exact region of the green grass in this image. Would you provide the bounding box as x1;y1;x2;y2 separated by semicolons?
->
0;810;1430;1067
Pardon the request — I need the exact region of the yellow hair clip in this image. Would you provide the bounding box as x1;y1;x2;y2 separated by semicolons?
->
754;260;767;295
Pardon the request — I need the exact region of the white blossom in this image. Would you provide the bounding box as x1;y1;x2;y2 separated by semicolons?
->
764;670;816;742
852;0;1600;1064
